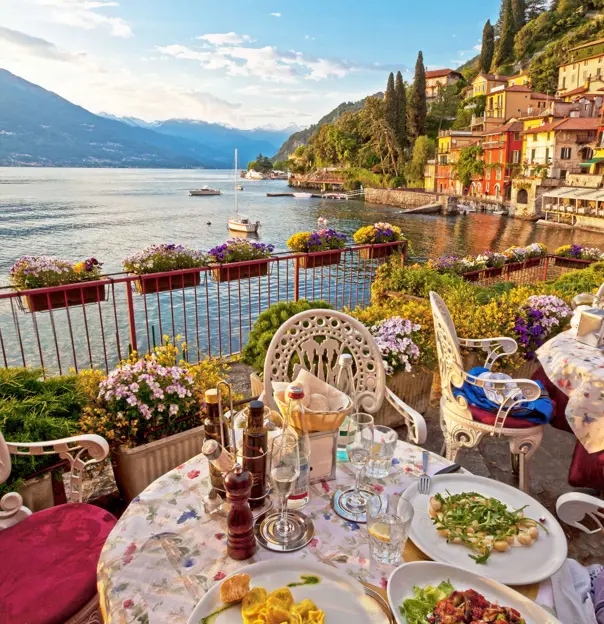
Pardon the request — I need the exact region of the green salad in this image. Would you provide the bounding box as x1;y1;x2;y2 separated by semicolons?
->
401;581;454;624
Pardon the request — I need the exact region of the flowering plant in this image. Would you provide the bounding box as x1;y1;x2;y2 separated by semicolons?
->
514;294;572;360
353;222;403;245
476;251;507;269
207;239;274;264
123;244;206;274
554;244;604;261
503;246;530;263
287;229;347;253
370;316;421;375
428;255;461;273
456;257;487;274
9;256;103;290
525;243;547;258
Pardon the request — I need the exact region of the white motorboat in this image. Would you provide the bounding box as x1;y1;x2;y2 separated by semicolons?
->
318;217;328;226
237;185;244;191
245;170;265;180
293;192;313;199
228;149;260;234
189;185;221;196
323;192;348;200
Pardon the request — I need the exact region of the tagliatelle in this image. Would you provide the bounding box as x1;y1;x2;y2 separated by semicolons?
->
241;587;325;624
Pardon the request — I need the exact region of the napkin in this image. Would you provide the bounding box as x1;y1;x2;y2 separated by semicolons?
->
273;368;350;413
551;559;598;624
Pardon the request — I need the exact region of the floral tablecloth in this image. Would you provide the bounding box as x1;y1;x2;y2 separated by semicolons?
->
538;330;604;453
97;442;552;623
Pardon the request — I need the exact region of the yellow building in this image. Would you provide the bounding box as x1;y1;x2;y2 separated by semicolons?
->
424;159;436;191
558;38;604;96
470;72;507;98
506;71;531;88
485;85;556;121
425;68;462;104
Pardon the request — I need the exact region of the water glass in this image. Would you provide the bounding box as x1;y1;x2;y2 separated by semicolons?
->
366;494;414;566
366;426;397;479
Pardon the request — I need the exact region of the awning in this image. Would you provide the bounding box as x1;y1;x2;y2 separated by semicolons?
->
579;157;604;167
574;189;604;202
542;187;597;200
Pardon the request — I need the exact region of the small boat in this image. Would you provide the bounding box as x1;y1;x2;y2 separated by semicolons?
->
246;170;265;180
323;193;348;200
237;185;244;191
293;192;313;199
493;210;506;216
190;185;221;196
229;149;260;234
318;217;328;226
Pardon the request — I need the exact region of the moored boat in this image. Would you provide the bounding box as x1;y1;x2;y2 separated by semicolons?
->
229;149;260;234
293;192;313;199
189;185;221;196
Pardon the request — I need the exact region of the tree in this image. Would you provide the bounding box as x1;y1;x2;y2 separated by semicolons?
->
425;84;460;138
512;0;526;32
394;71;407;151
407;51;427;143
384;72;398;146
248;153;273;172
525;0;547;20
494;0;515;68
404;135;435;188
455;145;485;188
479;20;495;73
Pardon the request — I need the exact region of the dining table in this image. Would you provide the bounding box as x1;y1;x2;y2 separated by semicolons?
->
97;440;556;624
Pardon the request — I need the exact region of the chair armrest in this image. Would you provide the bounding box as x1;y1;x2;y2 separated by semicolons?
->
458;337;518;370
7;434;109;503
556;492;604;535
0;492;32;530
385;388;427;445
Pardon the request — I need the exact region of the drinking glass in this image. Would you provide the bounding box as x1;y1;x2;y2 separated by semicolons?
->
366;425;397;479
269;433;300;541
340;412;374;512
366;494;414;566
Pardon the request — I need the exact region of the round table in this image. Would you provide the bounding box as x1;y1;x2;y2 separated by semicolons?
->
537;329;604;454
98;441;452;623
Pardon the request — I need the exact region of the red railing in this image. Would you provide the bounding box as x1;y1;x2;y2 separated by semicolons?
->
0;242;406;374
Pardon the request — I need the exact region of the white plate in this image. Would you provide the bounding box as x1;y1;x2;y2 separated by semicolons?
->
403;474;567;585
387;561;560;624
187;560;388;624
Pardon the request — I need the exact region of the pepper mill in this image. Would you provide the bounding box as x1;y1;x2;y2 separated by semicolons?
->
224;463;257;560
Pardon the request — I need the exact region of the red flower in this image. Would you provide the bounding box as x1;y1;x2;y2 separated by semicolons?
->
215;532;226;540
380;577;388;590
187;470;201;479
309;538;319;548
404;466;412;473
214;571;226;581
177;464;185;470
373;484;384;494
359;556;367;565
321;481;330;493
123;599;134;609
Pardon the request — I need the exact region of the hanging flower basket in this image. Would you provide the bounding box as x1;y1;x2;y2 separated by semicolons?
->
554;257;594;269
358;242;402;260
298;250;342;269
212;261;269;282
134;271;201;295
22;282;106;313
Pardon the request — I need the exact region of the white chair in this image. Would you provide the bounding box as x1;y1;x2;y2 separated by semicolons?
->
429;291;544;492
0;430;114;623
557;492;604;535
262;308;427;444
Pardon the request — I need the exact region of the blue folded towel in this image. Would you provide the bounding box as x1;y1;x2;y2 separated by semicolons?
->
452;366;554;425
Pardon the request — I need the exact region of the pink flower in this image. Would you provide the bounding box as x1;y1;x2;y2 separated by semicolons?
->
214;571;226;581
359;556;367;565
309;538;319;548
123;599;134;609
187;470;200;479
373;484;384;494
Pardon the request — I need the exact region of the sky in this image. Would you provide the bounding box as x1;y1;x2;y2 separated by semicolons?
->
0;0;501;130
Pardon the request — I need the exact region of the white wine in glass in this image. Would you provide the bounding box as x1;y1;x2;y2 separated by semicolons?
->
269;434;300;541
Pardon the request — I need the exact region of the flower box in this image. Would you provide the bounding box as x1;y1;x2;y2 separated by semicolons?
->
483;266;503;278
298;251;342;269
461;270;482;282
111;425;205;501
375;370;435;428
212;261;269;282
553;257;594;269
358;243;401;260
134;271;201;295
504;261;525;274
524;258;541;268
21;282;106;313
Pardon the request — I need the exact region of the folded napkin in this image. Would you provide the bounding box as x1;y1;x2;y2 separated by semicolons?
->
452;366;554;425
593;568;604;624
551;559;598;624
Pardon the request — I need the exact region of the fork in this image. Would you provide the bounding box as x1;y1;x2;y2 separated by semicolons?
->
418;450;431;495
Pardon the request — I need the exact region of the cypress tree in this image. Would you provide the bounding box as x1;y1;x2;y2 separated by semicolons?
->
512;0;526;32
525;0;548;19
385;72;397;136
494;0;515;68
395;71;407;150
480;20;495;74
408;51;426;143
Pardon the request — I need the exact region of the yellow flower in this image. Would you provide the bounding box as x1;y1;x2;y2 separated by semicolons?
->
73;262;85;274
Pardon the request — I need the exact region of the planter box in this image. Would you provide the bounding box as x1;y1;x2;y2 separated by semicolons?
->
298;251;342;269
461;270;482;282
21;283;106;313
375;370;435;428
18;473;54;512
358;244;400;260
134;271;201;295
554;257;594;270
504;261;525;274
524;258;541;268
483;266;504;278
212;261;269;282
111;425;205;501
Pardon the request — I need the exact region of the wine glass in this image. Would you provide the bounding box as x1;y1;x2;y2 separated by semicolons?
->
269;433;300;540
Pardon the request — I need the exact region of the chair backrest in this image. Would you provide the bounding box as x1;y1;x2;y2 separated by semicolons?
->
556;492;603;536
263;309;386;414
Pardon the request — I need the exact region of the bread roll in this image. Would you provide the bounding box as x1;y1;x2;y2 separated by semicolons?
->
220;573;251;603
308;393;329;411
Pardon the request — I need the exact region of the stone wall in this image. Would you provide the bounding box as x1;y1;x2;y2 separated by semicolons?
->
365;188;439;208
510;178;563;218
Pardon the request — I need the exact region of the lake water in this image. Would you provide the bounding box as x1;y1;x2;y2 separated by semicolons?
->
2;167;604;278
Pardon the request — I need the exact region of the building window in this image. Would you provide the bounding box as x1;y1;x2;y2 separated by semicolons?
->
532;134;537;142
531;148;536;163
562;77;566;89
514;132;520;141
545;147;550;163
486;182;490;193
584;71;588;80
488;151;492;163
512;150;520;163
496;167;502;180
560;147;571;160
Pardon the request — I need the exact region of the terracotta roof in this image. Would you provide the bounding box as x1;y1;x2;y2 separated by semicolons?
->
483;120;524;135
568;38;604;53
562;86;589;98
521;120;565;135
425;68;461;79
554;117;600;131
530;92;560;101
500;85;533;93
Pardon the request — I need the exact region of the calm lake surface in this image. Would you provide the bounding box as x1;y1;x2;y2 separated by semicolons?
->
2;167;604;279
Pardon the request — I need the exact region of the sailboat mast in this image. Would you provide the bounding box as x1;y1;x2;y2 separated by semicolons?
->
234;148;238;217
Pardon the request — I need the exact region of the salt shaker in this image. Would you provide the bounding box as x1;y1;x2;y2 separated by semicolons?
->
224;463;257;560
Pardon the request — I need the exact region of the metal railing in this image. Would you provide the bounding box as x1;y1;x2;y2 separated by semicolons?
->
0;242;406;374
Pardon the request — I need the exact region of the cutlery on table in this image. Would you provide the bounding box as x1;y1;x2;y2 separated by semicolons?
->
418;450;431;495
434;463;461;476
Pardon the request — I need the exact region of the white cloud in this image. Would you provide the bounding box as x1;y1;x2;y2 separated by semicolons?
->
197;32;254;45
269;12;281;17
473;44;481;51
304;34;315;41
0;26;85;62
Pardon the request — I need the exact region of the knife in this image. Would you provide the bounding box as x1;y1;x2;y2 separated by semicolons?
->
434;463;461;475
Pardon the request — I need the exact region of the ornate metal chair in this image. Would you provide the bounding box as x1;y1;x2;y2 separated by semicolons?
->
429;291;544;492
0;431;115;624
262;308;427;444
557;492;604;535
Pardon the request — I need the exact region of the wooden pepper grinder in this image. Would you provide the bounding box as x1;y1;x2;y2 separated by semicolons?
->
224;463;257;560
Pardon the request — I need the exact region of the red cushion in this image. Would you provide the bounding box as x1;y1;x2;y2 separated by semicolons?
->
0;503;117;624
468;404;544;429
531;366;573;433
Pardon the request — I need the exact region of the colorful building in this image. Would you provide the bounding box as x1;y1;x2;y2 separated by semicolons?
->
558;38;604;97
506;71;531;88
469;73;507;98
485;86;557;122
434;130;477;195
425;69;462;104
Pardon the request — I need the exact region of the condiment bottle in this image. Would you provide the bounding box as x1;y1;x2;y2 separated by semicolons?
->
204;388;228;495
224;464;257;560
336;354;355;461
242;400;268;509
285;385;311;510
202;439;235;473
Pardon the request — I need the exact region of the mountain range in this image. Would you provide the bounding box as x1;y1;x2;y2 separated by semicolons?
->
0;69;300;168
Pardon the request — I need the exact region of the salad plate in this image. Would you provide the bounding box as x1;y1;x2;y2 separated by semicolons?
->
187;560;389;624
403;474;567;585
387;561;561;624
